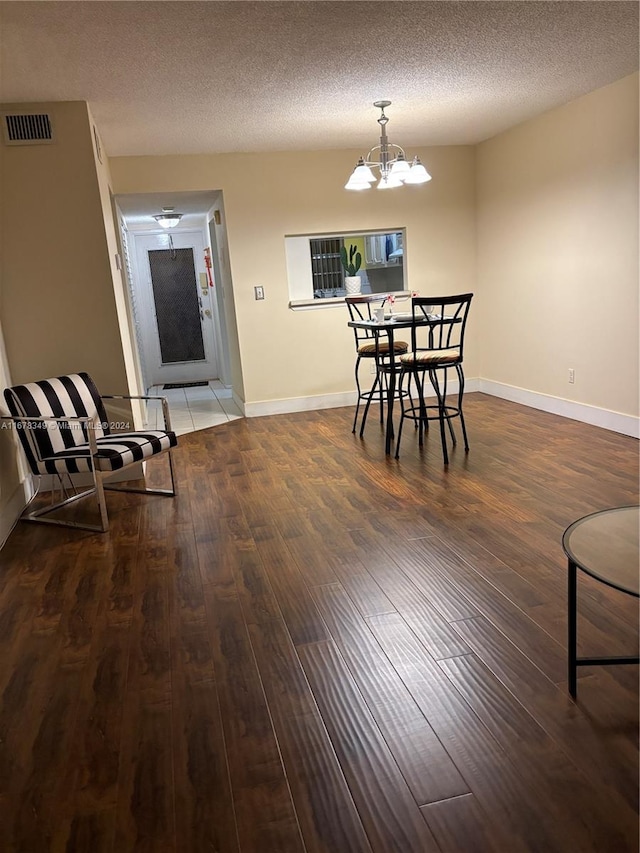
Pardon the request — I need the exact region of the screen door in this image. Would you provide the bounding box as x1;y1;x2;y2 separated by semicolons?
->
148;248;205;363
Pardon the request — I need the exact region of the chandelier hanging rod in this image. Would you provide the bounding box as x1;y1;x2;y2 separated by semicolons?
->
345;100;432;191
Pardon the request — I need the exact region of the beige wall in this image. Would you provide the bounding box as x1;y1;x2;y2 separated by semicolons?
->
0;100;140;531
110;146;477;406
476;73;639;419
0;101;130;393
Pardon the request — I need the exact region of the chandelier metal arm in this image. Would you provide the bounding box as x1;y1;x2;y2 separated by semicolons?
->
363;143;407;176
344;100;432;190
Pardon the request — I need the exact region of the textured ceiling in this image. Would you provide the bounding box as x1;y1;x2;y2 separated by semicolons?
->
0;1;637;158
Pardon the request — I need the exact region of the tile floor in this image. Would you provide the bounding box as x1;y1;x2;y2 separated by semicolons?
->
146;380;244;436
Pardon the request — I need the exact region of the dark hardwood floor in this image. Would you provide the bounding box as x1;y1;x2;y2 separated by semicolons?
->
0;393;638;852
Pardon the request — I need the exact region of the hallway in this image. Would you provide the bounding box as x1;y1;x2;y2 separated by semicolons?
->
145;380;243;435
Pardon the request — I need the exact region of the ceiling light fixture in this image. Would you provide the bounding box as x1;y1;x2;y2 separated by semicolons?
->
345;100;432;191
154;207;183;228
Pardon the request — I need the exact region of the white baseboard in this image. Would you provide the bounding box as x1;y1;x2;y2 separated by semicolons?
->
243;379;481;418
244;390;357;418
479;379;639;438
242;377;638;438
0;476;35;549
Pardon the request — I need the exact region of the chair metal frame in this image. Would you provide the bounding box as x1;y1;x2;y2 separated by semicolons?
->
394;294;473;464
346;291;411;437
2;392;176;533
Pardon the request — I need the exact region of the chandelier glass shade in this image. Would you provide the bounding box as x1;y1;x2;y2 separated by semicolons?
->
345;101;432;191
154;207;183;228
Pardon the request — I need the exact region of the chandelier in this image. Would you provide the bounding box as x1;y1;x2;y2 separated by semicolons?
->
154;207;183;228
345;100;432;191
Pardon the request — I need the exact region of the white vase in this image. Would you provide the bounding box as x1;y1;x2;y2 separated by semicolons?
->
345;276;361;295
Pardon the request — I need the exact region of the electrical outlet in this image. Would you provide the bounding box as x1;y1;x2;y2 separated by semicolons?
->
568;368;575;384
254;286;264;300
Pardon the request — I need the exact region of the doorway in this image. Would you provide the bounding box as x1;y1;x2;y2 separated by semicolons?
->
133;230;218;386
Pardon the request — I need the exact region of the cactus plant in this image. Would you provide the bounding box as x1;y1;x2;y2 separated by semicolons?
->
340;244;362;277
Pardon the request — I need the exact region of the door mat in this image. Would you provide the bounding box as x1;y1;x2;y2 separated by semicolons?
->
163;381;209;389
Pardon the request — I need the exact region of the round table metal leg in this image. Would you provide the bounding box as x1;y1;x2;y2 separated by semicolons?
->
568;559;578;698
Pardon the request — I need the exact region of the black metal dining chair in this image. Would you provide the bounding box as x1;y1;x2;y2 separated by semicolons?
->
394;294;473;464
345;292;410;436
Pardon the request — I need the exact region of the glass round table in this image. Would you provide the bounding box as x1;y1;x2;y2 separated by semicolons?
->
562;505;639;698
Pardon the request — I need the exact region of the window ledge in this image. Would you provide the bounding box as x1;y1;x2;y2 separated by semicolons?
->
289;297;347;311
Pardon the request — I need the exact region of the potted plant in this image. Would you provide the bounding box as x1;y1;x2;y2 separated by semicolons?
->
340;243;362;294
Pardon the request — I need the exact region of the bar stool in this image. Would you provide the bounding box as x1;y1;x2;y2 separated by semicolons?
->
394;294;473;464
346;293;410;437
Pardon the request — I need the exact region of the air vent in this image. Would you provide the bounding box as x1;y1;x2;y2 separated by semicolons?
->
2;113;54;145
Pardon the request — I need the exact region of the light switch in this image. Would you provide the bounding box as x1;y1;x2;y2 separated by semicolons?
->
254;286;265;300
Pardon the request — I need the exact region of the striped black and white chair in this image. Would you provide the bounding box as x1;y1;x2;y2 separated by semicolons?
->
2;372;177;533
